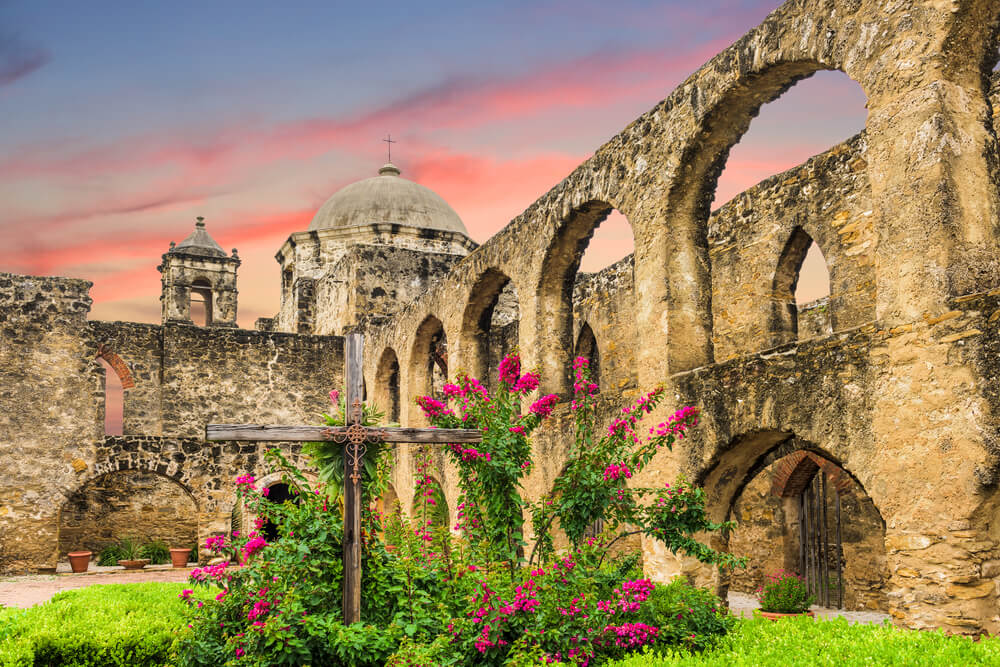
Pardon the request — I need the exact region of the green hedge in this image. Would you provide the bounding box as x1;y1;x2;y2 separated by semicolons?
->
608;616;1000;666
0;582;189;667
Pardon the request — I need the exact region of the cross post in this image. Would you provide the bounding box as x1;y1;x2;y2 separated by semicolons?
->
382;133;396;162
205;332;481;624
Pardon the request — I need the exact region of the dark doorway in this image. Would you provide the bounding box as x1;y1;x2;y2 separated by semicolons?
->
261;483;297;543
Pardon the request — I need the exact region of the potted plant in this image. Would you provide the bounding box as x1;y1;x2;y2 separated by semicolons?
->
67;550;92;573
115;537;150;570
756;569;815;620
169;546;193;568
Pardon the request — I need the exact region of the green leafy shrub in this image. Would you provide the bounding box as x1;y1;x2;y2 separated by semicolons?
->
756;570;814;614
142;539;171;565
97;544;122;567
606;616;1000;666
115;536;146;562
0;582;190;667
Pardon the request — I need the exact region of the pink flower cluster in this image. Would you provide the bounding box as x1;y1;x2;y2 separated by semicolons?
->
603;463;632;482
498;354;521;384
235;474;256;490
529;393;559;418
415;395;454;418
204;535;228;553
240;534;268;564
602;622;659;648
449;443;491;463
607;387;665;442
190;560;230;585
649;405;700;444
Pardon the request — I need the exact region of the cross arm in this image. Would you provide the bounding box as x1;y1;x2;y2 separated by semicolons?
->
205;424;482;443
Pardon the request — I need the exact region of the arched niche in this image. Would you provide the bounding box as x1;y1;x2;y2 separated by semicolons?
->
460;269;520;387
574;322;600;390
770;227;834;346
375;347;401;424
538;200;634;394
58;470;198;558
190;278;213;326
409;315;448;402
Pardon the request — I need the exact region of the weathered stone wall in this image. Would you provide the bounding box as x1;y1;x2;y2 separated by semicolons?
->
58;470;199;557
361;1;1000;634
0;273;343;573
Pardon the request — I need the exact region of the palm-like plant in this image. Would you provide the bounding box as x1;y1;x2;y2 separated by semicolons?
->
302;392;392;508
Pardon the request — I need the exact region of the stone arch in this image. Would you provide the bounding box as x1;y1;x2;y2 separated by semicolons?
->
375;347;401;424
409;315;448;403
190;277;213;326
460;268;520;386
574;321;600;390
95;345;135;389
695;432;887;607
57;468;199;559
769;227;833;346
538;200;633;394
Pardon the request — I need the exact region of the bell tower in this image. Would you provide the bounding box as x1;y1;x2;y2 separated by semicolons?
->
158;217;241;326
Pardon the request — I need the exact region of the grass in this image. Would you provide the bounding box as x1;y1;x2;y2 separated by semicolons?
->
0;582;192;667
608;615;1000;666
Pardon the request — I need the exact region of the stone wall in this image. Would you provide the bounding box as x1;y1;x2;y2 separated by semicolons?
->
58;470;199;557
360;2;1000;634
0;273;344;573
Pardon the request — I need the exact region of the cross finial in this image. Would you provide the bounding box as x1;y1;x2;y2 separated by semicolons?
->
382;133;397;162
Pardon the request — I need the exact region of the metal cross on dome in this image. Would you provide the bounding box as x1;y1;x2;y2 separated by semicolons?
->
382;133;396;162
205;333;480;624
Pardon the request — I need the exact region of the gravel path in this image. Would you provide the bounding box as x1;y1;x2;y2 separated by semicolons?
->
728;591;890;624
0;566;193;608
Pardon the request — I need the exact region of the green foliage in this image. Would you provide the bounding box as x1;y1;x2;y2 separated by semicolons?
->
414;354;555;579
529;357;744;572
302;393;391;507
605;616;1000;666
114;536;146;562
756;570;814;614
0;583;190;667
142;539;171;565
97;544;122;567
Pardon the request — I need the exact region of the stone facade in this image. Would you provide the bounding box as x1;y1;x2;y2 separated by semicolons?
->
3;0;1000;636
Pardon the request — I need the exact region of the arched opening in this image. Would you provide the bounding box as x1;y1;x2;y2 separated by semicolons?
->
375;348;401;424
260;482;299;543
727;448;887;611
97;356;124;436
410;315;448;401
460;269;520;387
412;475;449;532
190;279;213;326
538;200;634;394
574;322;600;391
770;227;833;346
58;470;198;561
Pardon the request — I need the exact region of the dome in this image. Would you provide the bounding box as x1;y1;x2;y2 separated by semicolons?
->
307;164;468;236
171;217;227;258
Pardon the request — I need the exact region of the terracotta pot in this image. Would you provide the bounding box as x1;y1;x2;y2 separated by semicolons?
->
119;558;150;570
67;551;92;573
169;548;193;568
759;610;815;621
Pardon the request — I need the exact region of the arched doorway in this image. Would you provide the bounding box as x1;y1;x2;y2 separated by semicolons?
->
260;482;298;543
726;448;888;611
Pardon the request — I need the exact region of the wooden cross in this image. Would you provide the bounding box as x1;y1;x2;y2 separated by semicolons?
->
205;333;481;624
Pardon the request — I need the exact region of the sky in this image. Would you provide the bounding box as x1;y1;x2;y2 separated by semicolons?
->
1;0;868;334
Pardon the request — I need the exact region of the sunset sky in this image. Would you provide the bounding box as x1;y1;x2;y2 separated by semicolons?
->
1;0;869;328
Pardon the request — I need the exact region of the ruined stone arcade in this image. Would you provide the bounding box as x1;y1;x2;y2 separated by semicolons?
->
3;0;1000;634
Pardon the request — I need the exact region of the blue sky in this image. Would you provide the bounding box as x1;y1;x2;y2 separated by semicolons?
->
0;0;867;324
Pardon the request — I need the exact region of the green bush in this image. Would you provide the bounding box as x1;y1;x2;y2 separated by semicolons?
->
97;544;122;567
141;539;171;565
0;582;190;667
607;616;1000;666
756;570;813;614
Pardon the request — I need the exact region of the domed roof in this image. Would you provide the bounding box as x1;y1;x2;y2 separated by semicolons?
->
172;217;227;258
307;164;468;236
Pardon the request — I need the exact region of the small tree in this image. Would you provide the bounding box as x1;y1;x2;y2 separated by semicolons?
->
415;353;558;579
529;357;744;570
